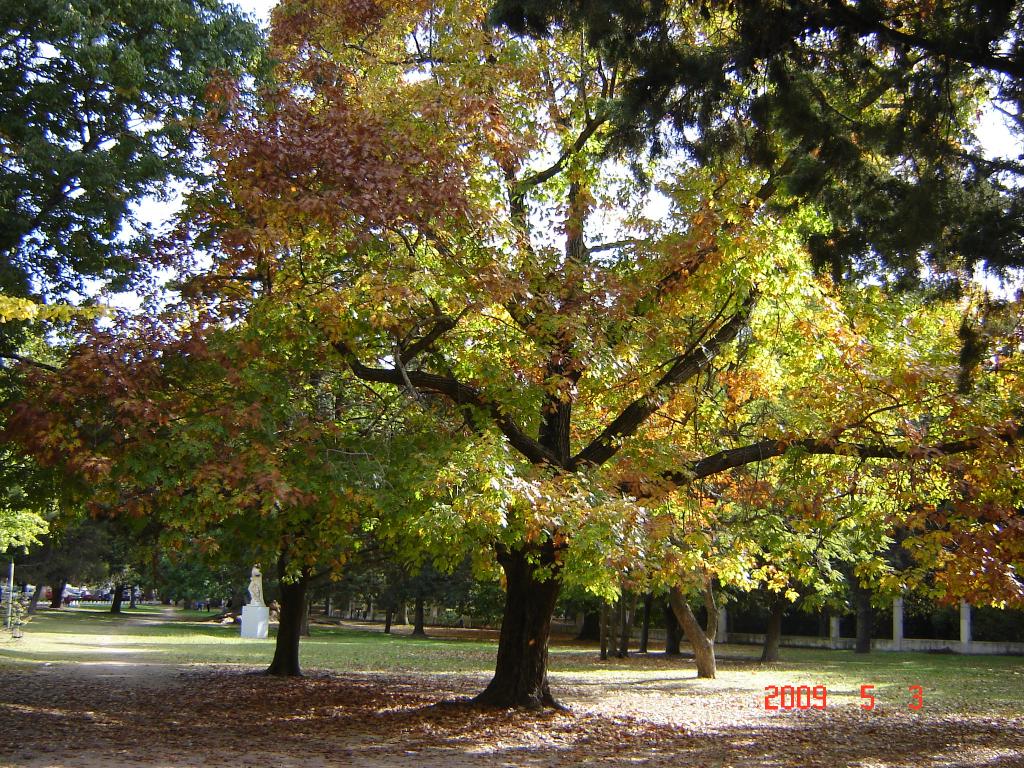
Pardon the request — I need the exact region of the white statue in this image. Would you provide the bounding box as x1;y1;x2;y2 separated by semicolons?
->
247;565;265;607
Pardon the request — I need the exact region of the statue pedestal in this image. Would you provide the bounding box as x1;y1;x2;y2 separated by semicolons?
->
241;605;269;639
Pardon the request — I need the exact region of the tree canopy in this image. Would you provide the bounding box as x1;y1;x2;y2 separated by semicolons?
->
489;0;1024;287
0;0;261;305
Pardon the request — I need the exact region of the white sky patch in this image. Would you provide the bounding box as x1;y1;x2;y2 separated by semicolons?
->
978;102;1023;164
235;0;277;25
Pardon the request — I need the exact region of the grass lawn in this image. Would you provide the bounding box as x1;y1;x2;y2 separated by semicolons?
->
3;606;1022;716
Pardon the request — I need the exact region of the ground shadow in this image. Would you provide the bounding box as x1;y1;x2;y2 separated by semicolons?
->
1;666;1021;768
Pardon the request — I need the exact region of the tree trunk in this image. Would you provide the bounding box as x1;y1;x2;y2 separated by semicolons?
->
49;579;67;610
638;593;653;653
761;601;785;663
599;601;609;660
110;583;125;614
266;568;309;677
616;593;635;657
300;596;311;637
384;607;393;634
853;583;873;654
577;610;600;641
28;586;42;614
609;599;619;656
473;545;562;709
669;586;716;678
129;585;137;610
664;601;682;655
412;593;426;636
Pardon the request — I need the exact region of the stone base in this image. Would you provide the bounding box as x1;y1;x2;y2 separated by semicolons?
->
241;605;269;639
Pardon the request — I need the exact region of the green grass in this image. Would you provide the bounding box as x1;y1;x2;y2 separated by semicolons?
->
0;607;501;672
2;607;1022;716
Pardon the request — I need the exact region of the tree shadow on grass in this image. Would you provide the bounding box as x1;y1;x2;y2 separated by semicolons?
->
1;667;1022;768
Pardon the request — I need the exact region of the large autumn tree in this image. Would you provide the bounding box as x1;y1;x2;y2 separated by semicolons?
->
183;0;1023;708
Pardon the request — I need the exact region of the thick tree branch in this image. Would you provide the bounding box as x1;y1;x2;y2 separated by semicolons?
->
570;292;757;470
399;307;461;362
0;353;60;373
658;426;1022;488
332;341;557;465
817;0;1024;79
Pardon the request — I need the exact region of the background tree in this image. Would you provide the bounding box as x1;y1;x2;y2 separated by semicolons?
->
5;306;435;675
15;515;109;609
0;0;261;314
489;0;1024;287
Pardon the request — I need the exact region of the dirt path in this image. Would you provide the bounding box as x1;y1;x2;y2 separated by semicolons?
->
1;626;1023;768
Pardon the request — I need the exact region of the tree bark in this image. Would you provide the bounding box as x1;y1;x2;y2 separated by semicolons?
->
28;586;42;614
49;579;67;610
761;601;785;663
129;585;137;610
266;564;309;677
473;545;562;709
412;592;426;636
384;607;393;634
669;586;716;678
577;610;600;641
853;582;873;654
599;601;609;660
300;596;311;637
663;600;682;655
616;593;635;657
110;583;125;614
638;593;653;653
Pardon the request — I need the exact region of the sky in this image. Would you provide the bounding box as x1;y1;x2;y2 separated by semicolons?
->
237;0;276;24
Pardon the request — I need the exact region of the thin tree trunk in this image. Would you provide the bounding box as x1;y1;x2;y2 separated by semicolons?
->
49;579;67;610
761;601;785;662
664;600;682;655
129;585;137;609
110;583;125;614
853;582;873;654
617;593;635;657
599;601;609;660
610;599;619;655
412;593;426;636
28;586;42;614
638;593;653;653
266;564;309;677
473;544;562;709
669;586;716;678
300;596;311;637
384;607;393;634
